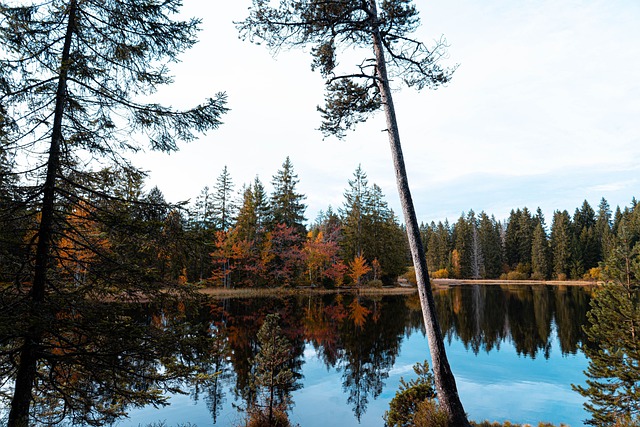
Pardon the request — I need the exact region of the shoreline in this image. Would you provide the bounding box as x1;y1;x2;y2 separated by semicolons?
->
197;279;598;298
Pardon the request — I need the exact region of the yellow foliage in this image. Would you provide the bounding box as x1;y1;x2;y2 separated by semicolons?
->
348;254;371;285
584;267;602;281
432;268;449;279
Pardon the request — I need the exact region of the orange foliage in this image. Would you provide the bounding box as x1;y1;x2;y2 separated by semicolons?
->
348;254;371;286
57;201;110;284
348;298;371;328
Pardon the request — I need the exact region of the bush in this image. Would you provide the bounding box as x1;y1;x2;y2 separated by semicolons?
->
583;267;602;281
530;272;547;281
367;279;384;288
500;271;529;280
432;268;450;279
384;361;436;427
556;272;568;281
412;399;449;427
401;268;417;285
244;408;292;427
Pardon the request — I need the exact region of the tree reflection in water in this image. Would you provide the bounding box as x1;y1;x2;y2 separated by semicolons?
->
199;285;591;423
1;285;592;425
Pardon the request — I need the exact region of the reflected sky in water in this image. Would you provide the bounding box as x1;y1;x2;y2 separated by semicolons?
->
122;286;591;427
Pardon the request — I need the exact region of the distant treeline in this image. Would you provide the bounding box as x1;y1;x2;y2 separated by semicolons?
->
3;154;638;287
421;197;640;281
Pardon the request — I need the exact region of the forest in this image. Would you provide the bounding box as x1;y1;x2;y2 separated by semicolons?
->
3;151;638;290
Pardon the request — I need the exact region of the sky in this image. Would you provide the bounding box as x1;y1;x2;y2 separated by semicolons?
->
132;0;640;225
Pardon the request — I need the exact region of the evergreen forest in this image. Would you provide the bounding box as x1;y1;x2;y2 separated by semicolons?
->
4;153;637;290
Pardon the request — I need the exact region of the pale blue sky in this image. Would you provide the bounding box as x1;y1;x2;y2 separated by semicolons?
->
133;0;640;224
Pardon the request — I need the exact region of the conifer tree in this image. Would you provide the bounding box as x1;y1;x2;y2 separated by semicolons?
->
573;227;640;426
212;166;236;231
531;222;550;280
0;1;227;424
551;210;572;280
270;157;307;236
238;1;468;422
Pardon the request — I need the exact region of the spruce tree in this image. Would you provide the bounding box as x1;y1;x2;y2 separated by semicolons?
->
212;165;236;231
238;1;468;422
573;227;640;426
551;210;572;280
269;157;307;236
0;1;227;424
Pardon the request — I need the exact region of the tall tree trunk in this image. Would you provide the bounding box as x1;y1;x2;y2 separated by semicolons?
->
368;2;470;425
8;2;76;426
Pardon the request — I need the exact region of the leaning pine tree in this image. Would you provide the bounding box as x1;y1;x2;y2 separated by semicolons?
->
0;1;227;426
238;1;468;424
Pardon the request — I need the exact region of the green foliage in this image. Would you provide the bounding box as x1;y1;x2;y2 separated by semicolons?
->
0;0;227;424
573;231;640;426
367;279;384;288
383;360;437;427
412;398;450;427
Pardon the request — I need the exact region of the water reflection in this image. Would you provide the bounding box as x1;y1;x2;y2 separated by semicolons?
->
190;284;591;424
433;285;591;358
2;285;591;425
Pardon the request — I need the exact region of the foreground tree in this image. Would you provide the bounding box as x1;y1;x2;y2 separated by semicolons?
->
238;1;468;423
573;228;640;426
0;0;227;425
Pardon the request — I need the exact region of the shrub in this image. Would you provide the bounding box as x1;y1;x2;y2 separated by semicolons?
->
384;361;436;427
530;272;547;281
401;268;417;285
556;272;568;281
245;408;292;427
432;268;450;279
367;279;384;288
583;267;602;281
508;271;529;280
412;399;449;427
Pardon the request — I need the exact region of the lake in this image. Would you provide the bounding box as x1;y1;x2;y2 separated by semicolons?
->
121;284;593;427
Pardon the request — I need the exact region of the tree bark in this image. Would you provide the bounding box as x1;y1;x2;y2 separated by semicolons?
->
368;2;470;425
8;2;77;426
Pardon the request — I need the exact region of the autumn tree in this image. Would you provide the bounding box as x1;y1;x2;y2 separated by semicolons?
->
238;2;468;423
349;254;372;286
0;0;227;425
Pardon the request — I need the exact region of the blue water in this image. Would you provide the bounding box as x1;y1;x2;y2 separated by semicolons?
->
122;321;589;427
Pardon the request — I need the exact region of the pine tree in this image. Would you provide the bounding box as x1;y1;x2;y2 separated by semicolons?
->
212;166;236;231
551;210;572;280
340;165;372;260
531;222;550;280
596;197;613;261
0;1;227;424
238;1;468;422
573;227;640;426
478;213;503;279
269;157;307;237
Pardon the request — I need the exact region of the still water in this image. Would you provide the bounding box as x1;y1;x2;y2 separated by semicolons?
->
123;285;593;427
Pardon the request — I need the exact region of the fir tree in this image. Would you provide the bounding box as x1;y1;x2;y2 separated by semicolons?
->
269;157;307;236
573;227;640;426
0;0;227;424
